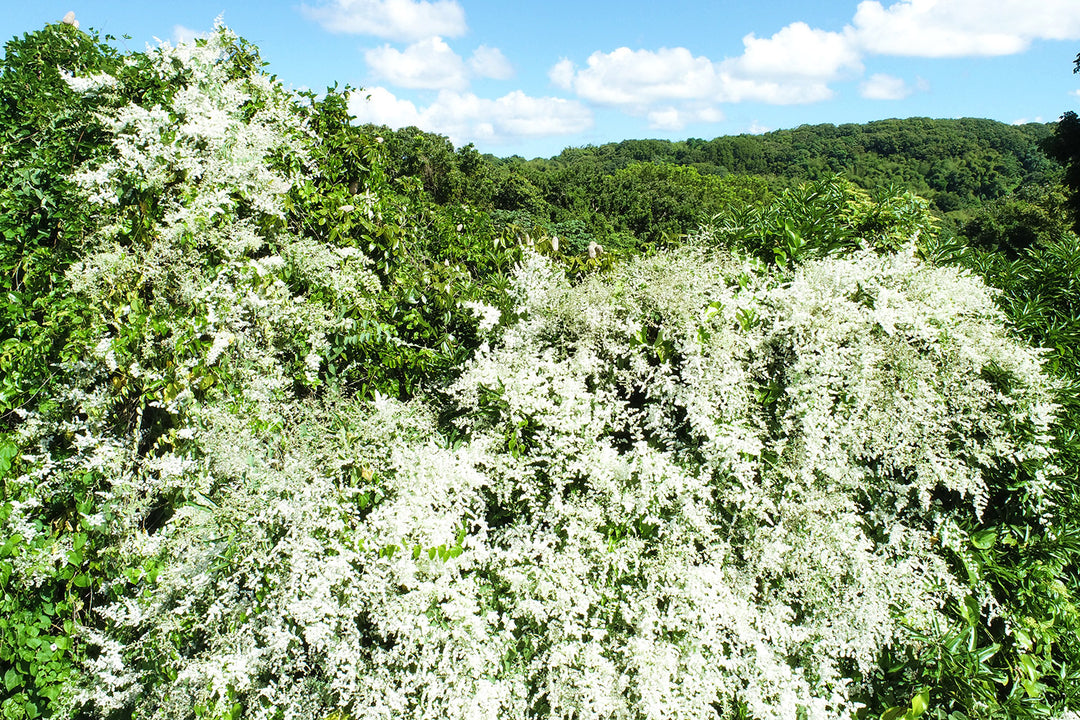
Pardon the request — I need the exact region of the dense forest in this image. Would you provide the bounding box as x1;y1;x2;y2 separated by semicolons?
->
361;116;1065;252
507;117;1058;211
2;20;1080;720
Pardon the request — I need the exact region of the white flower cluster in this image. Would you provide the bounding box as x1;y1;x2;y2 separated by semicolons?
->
60;24;383;410
58;67;118;95
72;24;309;244
462;300;501;332
75;241;1058;719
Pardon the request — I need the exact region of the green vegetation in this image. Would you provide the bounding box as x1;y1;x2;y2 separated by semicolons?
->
0;19;1078;720
359;115;1057;255
520;118;1056;212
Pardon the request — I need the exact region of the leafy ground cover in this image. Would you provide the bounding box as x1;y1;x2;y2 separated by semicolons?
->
1;20;1078;720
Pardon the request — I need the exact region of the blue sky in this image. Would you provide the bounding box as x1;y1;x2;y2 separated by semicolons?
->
5;1;1080;158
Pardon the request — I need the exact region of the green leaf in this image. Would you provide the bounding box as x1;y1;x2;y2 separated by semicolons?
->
974;642;1000;664
1014;627;1033;650
971;528;997;549
0;441;17;476
959;596;981;627
910;689;929;718
0;533;24;558
3;667;20;692
1021;678;1045;699
1019;653;1040;681
880;707;906;720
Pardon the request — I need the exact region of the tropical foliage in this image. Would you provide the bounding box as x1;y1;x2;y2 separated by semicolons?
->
1;19;1079;720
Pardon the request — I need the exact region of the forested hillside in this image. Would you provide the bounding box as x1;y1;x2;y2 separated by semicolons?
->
517;118;1056;207
361;117;1061;252
1;20;1079;720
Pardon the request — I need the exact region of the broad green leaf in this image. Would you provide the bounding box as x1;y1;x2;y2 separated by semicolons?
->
910;689;929;718
971;528;997;549
3;667;20;691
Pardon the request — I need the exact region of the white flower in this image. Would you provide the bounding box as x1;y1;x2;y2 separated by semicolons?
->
463;301;501;332
206;331;234;366
59;68;117;94
94;337;119;371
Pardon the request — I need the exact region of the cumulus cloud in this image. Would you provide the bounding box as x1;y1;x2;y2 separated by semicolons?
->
860;73;912;99
469;46;514;80
730;22;862;80
547;20;865;114
549;58;576;89
552;47;717;107
351;86;424;127
548;0;1080;124
714;75;836;105
300;0;466;41
334;0;1080;146
365;39;514;90
850;0;1080;57
365;37;468;90
646;106;724;131
547;16;867;113
550;44;839;113
350;87;592;145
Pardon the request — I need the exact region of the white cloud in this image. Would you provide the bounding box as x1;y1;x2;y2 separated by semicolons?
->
860;73;912;99
351;86;424;127
365;39;514;90
712;74;836;105
172;25;205;44
550;44;840;111
365;37;468;90
646;105;724;131
547;0;1080;129
548;19;865;113
729;22;862;80
300;0;466;41
553;47;717;107
549;58;576;89
469;46;514;80
345;0;1080;143
850;0;1080;57
747;121;771;135
349;87;592;145
1012;116;1046;125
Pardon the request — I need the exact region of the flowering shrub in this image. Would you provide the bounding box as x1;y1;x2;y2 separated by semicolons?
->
48;240;1057;720
0;19;1077;720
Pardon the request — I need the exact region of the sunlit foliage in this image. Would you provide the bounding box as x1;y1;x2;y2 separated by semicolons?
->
1;20;1078;720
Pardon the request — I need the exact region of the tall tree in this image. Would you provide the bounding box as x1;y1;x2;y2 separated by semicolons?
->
1042;52;1080;232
